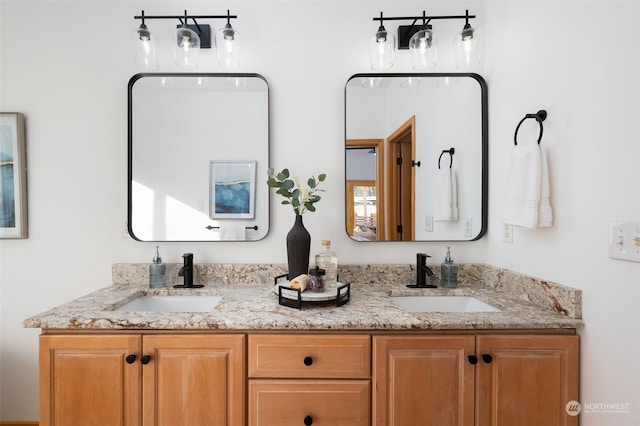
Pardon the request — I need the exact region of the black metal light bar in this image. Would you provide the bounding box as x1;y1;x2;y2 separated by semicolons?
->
134;10;238;49
373;10;477;50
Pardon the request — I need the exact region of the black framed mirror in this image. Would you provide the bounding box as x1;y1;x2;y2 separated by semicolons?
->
345;73;487;241
128;73;269;241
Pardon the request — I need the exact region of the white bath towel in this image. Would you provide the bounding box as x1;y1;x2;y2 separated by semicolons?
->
503;143;552;228
219;225;246;240
434;168;458;222
538;148;553;227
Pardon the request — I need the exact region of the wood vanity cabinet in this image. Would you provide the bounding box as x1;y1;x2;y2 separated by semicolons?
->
247;333;371;426
39;333;245;426
373;333;579;426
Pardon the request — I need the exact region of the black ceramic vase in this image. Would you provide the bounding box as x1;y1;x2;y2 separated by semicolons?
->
286;215;311;279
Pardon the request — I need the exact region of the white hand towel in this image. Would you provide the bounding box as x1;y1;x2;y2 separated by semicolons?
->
434;168;459;222
219;225;246;240
538;147;553;227
502;143;542;229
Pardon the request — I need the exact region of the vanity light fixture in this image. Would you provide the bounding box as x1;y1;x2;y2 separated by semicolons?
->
371;9;481;70
368;12;396;70
132;10;240;70
131;11;159;70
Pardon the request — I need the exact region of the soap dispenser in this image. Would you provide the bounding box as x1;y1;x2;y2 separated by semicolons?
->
149;246;166;289
440;246;458;289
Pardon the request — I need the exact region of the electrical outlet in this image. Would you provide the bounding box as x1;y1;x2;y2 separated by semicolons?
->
464;218;473;237
425;215;433;232
502;223;513;243
609;221;640;262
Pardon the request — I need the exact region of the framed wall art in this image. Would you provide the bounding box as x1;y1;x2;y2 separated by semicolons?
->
209;161;256;219
0;113;27;239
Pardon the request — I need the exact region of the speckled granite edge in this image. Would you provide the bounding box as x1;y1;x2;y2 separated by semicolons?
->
112;263;581;319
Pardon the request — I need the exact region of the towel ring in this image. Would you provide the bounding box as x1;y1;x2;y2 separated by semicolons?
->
438;148;455;169
206;225;258;231
514;110;547;145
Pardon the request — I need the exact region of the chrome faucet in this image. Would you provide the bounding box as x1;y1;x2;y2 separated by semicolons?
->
174;253;204;288
407;253;437;288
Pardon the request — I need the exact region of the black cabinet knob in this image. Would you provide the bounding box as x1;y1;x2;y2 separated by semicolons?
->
304;415;313;425
141;355;151;365
482;354;493;364
125;354;137;364
303;356;313;366
467;355;478;365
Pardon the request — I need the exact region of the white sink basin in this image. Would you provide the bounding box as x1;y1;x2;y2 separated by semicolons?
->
115;295;222;312
392;296;501;313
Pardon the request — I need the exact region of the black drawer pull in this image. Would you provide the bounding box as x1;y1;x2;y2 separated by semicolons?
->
141;355;151;365
304;415;313;425
482;354;493;364
467;355;478;365
125;354;137;364
303;356;313;366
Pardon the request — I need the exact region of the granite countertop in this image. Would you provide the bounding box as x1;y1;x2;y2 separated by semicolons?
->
23;280;583;331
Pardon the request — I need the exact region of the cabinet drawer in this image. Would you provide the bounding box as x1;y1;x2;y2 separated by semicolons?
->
248;334;370;378
249;379;370;426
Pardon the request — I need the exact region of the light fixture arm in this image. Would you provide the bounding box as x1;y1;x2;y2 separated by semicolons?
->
134;9;238;50
374;10;477;49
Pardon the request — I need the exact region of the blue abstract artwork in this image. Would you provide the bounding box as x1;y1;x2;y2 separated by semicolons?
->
210;161;256;219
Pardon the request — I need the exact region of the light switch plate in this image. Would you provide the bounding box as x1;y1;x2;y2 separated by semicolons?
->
425;215;433;232
608;221;640;262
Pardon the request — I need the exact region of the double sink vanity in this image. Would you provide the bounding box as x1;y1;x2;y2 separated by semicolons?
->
26;262;582;426
27;70;580;425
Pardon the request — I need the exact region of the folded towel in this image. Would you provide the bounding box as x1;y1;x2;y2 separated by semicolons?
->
434;168;459;222
503;142;552;229
219;225;246;240
289;274;309;292
538;148;553;227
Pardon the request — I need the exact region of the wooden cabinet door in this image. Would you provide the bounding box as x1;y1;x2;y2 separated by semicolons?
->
39;334;141;426
372;335;475;426
476;335;579;426
249;379;370;426
142;334;245;426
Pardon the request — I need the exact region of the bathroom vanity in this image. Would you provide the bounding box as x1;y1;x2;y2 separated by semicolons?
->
26;264;582;426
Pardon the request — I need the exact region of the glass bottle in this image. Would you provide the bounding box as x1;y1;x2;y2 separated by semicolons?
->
308;267;326;293
315;240;338;288
440;246;458;289
149;246;166;289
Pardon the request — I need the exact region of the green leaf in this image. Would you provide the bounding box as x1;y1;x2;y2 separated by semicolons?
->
281;179;294;190
309;195;321;203
281;200;290;205
318;174;326;182
307;177;316;188
306;203;316;212
267;167;274;176
292;198;300;208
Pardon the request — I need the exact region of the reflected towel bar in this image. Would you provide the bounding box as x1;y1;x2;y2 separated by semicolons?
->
514;110;547;145
206;225;258;231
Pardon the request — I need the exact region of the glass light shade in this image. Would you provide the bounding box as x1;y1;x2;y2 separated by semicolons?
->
216;24;241;69
454;25;483;70
131;24;159;70
368;27;395;70
409;26;437;70
174;26;201;69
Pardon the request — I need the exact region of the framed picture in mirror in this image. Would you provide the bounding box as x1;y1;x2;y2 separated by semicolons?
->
0;112;27;239
209;160;256;219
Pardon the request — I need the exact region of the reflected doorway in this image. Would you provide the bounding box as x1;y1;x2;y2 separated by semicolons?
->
346;139;385;240
386;116;416;241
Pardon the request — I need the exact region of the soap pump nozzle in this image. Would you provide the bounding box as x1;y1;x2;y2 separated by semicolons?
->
153;245;162;264
445;246;453;263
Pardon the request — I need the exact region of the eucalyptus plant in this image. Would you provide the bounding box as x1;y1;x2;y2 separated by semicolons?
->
267;168;326;215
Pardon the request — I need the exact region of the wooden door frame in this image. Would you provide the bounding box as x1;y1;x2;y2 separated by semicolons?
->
346;139;385;239
385;116;416;240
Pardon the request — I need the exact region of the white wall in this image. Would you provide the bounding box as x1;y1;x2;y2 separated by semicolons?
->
0;1;638;424
484;1;640;425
